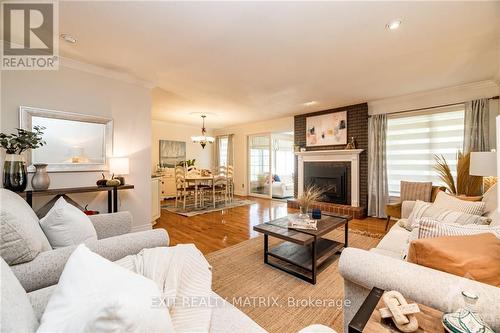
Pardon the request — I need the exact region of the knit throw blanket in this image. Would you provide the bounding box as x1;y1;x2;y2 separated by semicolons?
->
118;244;213;332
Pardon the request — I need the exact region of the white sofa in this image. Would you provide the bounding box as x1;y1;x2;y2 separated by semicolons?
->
339;199;500;332
268;181;294;198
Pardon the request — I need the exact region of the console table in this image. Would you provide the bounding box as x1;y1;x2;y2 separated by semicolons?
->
18;185;134;216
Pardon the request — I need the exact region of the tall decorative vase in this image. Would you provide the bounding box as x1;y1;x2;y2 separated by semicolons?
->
3;154;28;192
31;163;50;190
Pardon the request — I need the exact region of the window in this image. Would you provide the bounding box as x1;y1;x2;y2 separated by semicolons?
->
386;105;465;197
218;136;229;166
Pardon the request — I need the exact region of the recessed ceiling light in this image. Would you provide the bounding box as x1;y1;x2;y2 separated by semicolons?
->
304;101;317;106
386;19;402;31
60;33;77;44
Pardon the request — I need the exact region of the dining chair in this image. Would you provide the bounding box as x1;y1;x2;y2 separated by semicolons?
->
227;165;234;202
174;166;197;210
208;166;228;208
185;166;199;187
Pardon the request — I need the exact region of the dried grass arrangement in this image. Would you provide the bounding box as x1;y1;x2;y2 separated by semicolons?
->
433;151;482;196
297;185;325;211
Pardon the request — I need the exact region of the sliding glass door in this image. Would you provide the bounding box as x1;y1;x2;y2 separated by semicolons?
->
248;134;272;198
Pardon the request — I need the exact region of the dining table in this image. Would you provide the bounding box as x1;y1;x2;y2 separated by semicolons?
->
184;174;214;208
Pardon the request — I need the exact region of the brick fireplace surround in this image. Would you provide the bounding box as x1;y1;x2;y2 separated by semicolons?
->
289;103;368;219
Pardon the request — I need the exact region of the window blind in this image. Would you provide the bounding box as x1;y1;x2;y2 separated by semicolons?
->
386;105;465;197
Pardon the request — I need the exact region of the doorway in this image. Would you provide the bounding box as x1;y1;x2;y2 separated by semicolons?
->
248;132;294;199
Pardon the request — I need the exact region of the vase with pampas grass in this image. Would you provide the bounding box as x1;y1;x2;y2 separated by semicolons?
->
433;151;482;196
296;185;325;219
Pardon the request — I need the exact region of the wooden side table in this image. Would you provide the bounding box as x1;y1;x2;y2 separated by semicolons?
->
348;287;444;333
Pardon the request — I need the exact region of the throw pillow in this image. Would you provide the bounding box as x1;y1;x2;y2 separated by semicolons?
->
273;174;281;182
37;244;174;333
0;188;51;265
398;218;411;230
400;181;432;202
406;201;490;231
482;183;498;217
416;218;500;239
407;233;500;287
433;191;486;215
488;210;500;227
0;258;39;332
40;197;97;248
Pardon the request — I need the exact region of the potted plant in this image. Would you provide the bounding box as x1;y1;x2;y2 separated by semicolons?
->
0;126;45;192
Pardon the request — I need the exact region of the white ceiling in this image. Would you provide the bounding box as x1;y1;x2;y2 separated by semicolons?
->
59;1;500;128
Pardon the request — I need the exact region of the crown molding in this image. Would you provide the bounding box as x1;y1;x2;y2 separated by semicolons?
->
60;57;155;90
368;80;499;115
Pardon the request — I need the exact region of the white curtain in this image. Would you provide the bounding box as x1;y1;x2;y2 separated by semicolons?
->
214;134;234;167
368;114;388;218
464;98;490;153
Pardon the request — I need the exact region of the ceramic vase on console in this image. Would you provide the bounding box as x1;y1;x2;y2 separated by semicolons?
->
3;154;28;192
31;163;50;190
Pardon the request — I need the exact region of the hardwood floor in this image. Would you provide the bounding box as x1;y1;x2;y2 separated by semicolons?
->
154;197;394;255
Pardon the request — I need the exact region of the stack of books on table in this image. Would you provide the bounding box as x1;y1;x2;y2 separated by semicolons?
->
287;216;317;230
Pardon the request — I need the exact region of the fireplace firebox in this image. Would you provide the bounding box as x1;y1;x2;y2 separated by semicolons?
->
303;163;347;204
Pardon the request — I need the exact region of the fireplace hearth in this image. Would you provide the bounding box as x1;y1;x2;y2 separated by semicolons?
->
304;163;347;204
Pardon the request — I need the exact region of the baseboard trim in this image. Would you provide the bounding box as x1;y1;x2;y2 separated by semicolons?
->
131;223;153;232
234;190;247;196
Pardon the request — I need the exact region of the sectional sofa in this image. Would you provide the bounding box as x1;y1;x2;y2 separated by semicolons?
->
339;191;500;332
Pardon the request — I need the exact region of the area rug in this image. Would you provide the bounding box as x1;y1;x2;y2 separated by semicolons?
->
206;227;381;333
162;199;255;217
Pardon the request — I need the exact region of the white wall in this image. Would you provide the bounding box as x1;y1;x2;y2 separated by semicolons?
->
1;64;153;231
368;80;500;148
214;116;294;195
151;120;214;170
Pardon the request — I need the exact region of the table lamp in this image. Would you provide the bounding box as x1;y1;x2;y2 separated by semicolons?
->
470;151;497;192
109;157;129;185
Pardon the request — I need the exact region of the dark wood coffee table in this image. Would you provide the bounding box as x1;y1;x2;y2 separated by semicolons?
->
253;213;351;284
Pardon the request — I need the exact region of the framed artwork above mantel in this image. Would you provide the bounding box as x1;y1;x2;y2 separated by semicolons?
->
306;111;347;147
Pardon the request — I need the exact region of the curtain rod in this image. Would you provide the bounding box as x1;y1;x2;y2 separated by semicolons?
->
369;95;499;117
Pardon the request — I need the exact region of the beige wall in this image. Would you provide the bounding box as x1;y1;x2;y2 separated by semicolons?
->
214;116;294;195
1;65;153;231
151;120;214;171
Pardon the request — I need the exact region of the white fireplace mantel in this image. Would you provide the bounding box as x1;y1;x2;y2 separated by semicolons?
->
295;149;364;207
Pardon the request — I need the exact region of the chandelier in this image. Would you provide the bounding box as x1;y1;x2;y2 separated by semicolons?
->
191;115;214;149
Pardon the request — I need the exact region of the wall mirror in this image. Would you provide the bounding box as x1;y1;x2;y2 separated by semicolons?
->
20;106;113;172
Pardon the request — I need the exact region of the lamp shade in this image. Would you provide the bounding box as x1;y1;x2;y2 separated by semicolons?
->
109;157;129;175
470;152;496;177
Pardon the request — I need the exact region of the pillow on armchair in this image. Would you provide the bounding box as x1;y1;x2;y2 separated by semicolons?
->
40;197;97;249
0;189;51;265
